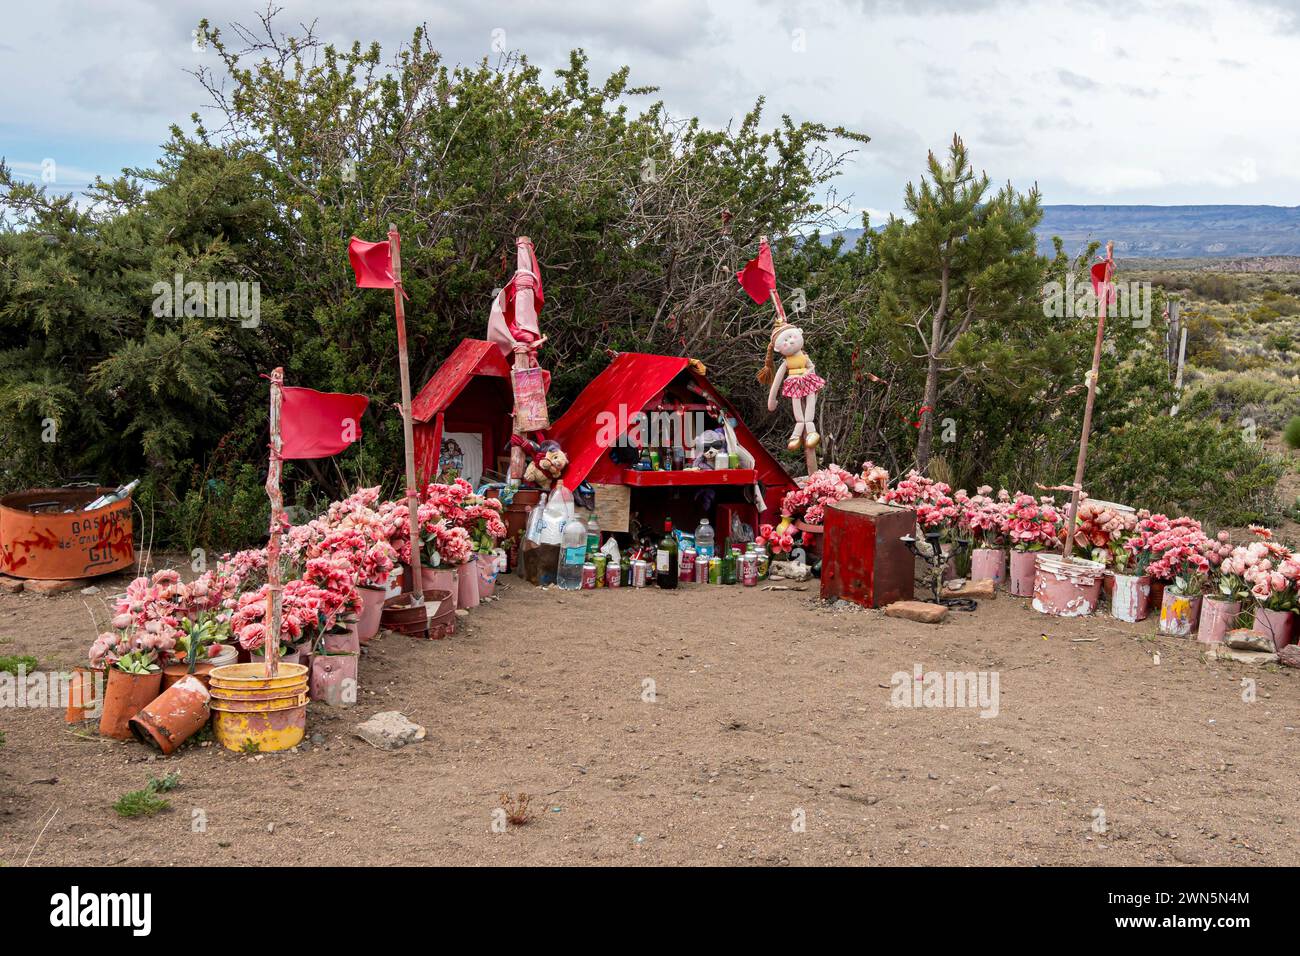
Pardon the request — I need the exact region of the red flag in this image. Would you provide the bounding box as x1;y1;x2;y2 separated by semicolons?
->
1090;259;1116;306
280;387;369;459
737;241;777;304
347;237;394;289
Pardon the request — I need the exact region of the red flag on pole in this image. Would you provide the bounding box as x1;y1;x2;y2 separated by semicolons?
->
1090;258;1115;306
737;240;777;305
279;386;369;459
347;237;395;289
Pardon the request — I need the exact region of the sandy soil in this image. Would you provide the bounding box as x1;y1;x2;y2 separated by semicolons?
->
1;570;1297;867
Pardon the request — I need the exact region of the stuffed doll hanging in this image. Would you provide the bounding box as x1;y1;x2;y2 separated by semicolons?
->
758;321;825;451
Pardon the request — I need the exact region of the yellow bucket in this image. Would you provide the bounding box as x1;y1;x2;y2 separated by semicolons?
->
208;663;309;753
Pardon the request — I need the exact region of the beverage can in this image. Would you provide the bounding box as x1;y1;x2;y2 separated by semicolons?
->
708;556;722;585
581;563;597;589
631;559;647;588
728;452;739;469
741;553;758;586
680;548;696;580
606;563;622;588
594;554;607;587
695;558;708;584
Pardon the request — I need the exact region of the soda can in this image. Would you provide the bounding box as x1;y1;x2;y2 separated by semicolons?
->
728;452;739;469
606;563;622;588
594;554;608;587
631;559;647;588
708;556;722;585
741;553;758;586
755;550;769;579
680;548;696;581
695;557;708;584
581;562;597;589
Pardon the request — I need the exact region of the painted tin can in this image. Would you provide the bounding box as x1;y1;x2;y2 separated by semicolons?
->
1159;589;1202;637
1110;573;1152;623
0;487;134;580
1032;554;1104;617
680;548;696;581
581;562;597;589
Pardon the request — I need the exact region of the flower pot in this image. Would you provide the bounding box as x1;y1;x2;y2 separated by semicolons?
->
1032;554;1104;617
1197;597;1240;645
310;654;358;708
65;666;103;723
130;675;211;756
1009;549;1038;597
457;562;480;609
1159;590;1202;637
1252;606;1296;652
1110;573;1152;623
970;547;1007;587
476;551;499;598
208;662;308;753
162;644;238;692
420;567;458;612
98;668;163;740
356;585;386;644
1149;580;1166;610
322;621;360;655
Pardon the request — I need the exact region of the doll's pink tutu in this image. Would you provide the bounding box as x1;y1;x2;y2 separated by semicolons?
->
782;372;825;399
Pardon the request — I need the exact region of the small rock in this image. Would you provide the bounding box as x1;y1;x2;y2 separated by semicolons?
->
1224;628;1273;653
883;600;949;624
1278;645;1300;669
455;608;470;618
355;711;427;751
80;585;101;596
0;576;24;594
769;560;811;582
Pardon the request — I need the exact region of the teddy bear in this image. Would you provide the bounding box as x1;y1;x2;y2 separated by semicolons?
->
510;435;568;490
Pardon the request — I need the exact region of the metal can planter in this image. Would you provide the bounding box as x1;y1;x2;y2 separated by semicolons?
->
1009;549;1038;597
1252;606;1296;651
1159;590;1202;637
476;552;499;598
310;654;358;707
1110;573;1152;623
322;622;360;655
1032;555;1104;617
420;567;458;612
457;562;480;608
970;547;1007;587
356;585;386;644
130;675;211;756
209;662;309;752
1197;597;1240;645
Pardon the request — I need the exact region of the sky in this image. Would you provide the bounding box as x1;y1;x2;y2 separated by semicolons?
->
2;0;1299;224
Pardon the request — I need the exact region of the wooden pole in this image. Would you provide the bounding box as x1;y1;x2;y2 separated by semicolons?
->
1062;240;1113;558
264;368;285;679
507;236;539;483
389;224;425;610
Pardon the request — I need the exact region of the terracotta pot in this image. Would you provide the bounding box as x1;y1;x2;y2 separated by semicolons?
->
1009;549;1038;597
420;567;458;612
1197;597;1240;645
970;547;1007;587
1252;606;1296;652
1159;590;1202;637
322;621;360;655
356;585;386;644
65;666;103;723
1032;554;1104;617
476;551;499;598
162;644;238;692
98;668;162;740
457;562;480;609
130;675;211;755
1110;573;1152;623
310;654;358;707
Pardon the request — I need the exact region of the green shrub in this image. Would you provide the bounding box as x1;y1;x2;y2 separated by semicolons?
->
0;655;37;676
1285;417;1300;450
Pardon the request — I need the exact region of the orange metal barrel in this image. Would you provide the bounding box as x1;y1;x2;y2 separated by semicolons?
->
0;487;134;580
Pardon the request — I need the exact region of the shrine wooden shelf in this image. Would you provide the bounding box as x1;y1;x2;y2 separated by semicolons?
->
620;468;757;487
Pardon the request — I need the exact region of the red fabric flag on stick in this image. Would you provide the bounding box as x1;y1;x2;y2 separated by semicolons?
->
737;240;777;305
280;386;369;459
348;237;395;289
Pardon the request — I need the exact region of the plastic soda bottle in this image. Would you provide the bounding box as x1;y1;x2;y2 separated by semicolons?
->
558;516;587;590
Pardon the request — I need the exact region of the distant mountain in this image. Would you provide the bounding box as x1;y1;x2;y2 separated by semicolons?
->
824;205;1300;259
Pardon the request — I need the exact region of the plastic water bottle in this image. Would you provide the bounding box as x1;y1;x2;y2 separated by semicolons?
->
557;516;588;590
695;518;715;560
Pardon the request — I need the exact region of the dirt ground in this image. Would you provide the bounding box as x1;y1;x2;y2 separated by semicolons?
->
1;568;1298;867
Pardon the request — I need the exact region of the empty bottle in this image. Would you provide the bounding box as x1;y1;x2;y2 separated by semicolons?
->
557;515;588;590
